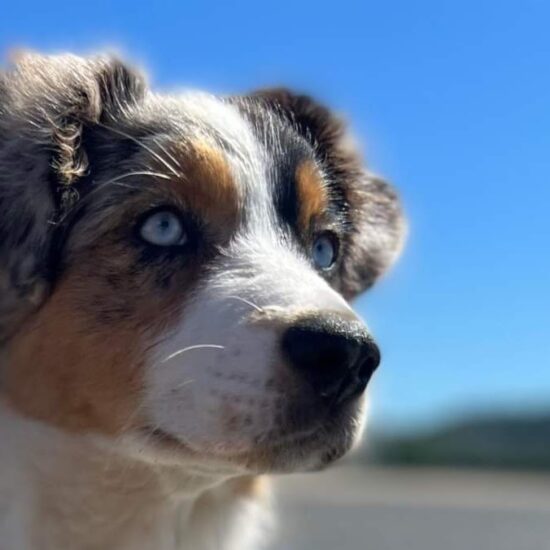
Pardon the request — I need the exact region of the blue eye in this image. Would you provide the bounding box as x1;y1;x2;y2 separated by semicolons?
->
139;210;187;246
312;233;338;270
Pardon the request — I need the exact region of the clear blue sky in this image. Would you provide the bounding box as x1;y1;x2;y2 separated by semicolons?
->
2;0;549;430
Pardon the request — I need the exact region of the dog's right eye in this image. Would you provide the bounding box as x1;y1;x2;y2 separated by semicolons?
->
312;232;339;270
139;210;188;247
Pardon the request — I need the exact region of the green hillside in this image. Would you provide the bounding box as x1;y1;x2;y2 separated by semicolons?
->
368;412;550;470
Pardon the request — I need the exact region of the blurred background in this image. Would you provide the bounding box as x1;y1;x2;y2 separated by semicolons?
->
3;1;549;548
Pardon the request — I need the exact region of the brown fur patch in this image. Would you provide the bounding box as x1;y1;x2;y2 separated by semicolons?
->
295;160;327;230
227;475;268;499
3;287;145;434
2;238;194;434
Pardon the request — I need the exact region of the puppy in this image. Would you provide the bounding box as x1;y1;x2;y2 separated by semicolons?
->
0;53;405;550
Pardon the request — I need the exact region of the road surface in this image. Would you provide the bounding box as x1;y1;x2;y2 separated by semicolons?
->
269;465;550;550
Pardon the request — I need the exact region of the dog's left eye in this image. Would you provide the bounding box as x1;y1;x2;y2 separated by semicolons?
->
139;210;187;246
312;232;338;270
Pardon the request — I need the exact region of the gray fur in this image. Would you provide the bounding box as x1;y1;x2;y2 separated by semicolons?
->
0;53;146;342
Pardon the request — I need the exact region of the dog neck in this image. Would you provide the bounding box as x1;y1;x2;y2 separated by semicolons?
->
0;400;269;550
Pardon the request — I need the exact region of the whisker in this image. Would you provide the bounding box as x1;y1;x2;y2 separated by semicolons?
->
151;135;184;173
88;170;172;195
227;295;264;313
54;170;172;224
89;170;172;198
112;170;172;181
97;122;182;178
161;344;225;364
171;379;196;391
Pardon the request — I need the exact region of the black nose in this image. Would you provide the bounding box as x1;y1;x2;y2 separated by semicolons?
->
281;315;380;405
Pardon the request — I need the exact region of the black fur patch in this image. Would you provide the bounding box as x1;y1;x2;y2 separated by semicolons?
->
244;88;405;297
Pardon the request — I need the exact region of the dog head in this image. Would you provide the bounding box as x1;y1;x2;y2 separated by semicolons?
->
0;54;405;473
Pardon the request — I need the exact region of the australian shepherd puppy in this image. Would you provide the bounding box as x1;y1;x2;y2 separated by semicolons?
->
0;53;405;549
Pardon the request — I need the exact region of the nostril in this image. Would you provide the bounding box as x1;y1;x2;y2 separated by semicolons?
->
357;340;381;381
281;316;380;404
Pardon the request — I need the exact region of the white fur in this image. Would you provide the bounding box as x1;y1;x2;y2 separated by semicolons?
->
145;96;357;461
147;230;356;459
0;94;367;550
0;400;272;550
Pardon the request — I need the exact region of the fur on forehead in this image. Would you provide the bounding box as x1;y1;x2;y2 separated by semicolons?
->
246;88;406;298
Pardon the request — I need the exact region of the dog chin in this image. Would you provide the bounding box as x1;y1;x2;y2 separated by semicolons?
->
130;402;365;475
247;426;361;473
261;396;367;472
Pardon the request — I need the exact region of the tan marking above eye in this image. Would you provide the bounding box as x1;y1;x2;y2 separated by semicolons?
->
152;140;241;233
295;160;328;231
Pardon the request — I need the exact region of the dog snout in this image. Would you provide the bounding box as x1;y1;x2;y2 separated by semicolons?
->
281;314;380;405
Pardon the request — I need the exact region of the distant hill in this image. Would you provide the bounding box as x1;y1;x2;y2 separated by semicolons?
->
366;412;550;470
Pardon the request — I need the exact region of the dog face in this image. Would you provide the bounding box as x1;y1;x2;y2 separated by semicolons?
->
0;55;405;473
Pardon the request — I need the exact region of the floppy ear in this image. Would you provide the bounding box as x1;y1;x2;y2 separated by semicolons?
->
0;53;146;343
251;88;406;299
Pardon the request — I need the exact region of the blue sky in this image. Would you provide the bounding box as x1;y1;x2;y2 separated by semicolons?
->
2;1;548;430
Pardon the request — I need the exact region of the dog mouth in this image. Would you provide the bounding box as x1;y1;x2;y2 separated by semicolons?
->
142;427;186;448
139;423;323;454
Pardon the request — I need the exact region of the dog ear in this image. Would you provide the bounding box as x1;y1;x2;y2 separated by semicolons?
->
251;88;406;299
0;53;146;343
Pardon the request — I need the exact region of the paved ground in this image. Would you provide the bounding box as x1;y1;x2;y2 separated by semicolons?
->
269;465;550;550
